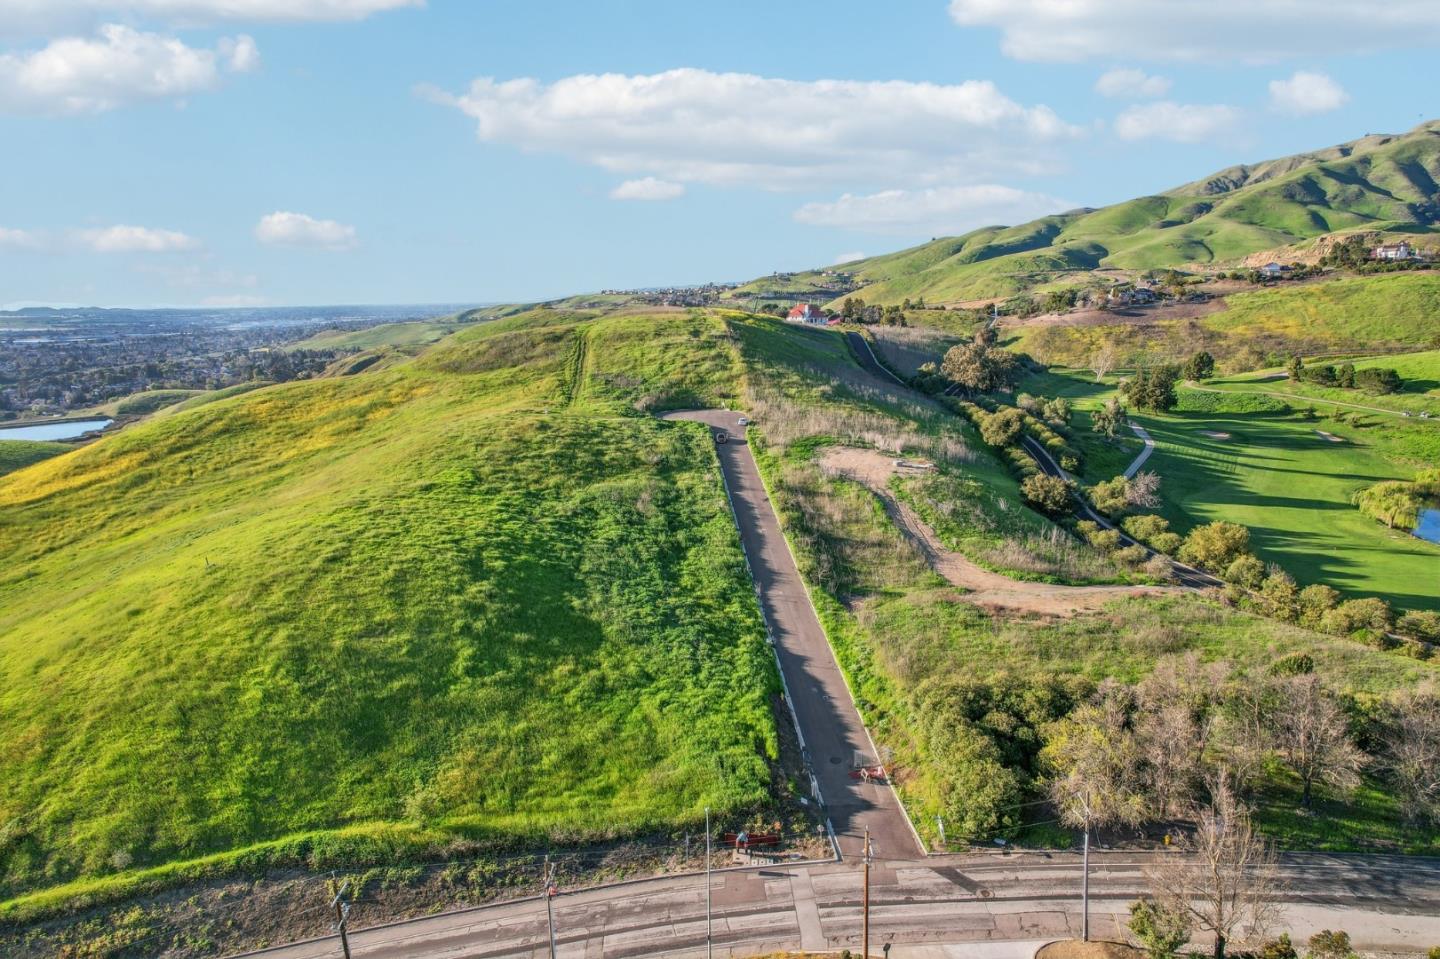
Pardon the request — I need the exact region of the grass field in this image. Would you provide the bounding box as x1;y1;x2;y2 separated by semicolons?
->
1205;273;1440;352
0;309;779;912
0;440;71;476
284;317;471;352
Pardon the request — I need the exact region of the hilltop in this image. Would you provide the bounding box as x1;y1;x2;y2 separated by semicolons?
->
751;119;1440;306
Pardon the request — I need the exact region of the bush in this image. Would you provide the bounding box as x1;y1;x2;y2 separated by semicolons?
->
1115;544;1149;566
1129;897;1191;959
1297;583;1341;626
1143;554;1174;581
1223;554;1266;589
1321;597;1394;636
1090;476;1131;516
1177;521;1250;571
1260;567;1299;618
1257;934;1298;959
980;407;1025;447
1269;652;1315;676
1398;610;1440;642
1307;930;1356;959
1021;473;1071;515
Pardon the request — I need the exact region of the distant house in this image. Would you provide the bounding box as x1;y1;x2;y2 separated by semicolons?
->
1373;241;1416;261
1259;262;1286;278
786;303;828;325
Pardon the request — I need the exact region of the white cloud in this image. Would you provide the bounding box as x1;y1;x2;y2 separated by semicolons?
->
794;184;1074;236
1094;68;1170;99
254;211;357;250
1114;101;1240;143
1268;71;1349;115
948;0;1440;62
0;24;255;114
609;177;684;201
0;0;419;35
76;224;199;252
430;68;1079;190
833;251;867;265
218;34;258;73
0;226;40;249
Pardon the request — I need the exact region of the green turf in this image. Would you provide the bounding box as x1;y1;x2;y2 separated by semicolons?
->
0;310;778;909
0;440;71;477
285;318;470;352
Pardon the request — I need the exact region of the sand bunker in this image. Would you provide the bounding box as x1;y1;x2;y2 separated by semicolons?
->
1316;430;1345;443
1199;430;1232;440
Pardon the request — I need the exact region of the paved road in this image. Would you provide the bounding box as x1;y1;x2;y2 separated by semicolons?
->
846;331;907;386
239;850;1440;958
1122;423;1155;478
661;410;923;863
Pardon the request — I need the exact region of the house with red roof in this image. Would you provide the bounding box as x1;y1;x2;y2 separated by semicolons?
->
786;303;828;325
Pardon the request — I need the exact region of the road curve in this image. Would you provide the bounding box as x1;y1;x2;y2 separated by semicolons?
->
662;409;923;863
1122;423;1155;478
236;850;1440;959
845;330;907;386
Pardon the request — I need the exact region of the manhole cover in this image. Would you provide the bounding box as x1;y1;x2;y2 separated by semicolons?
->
829;756;843;764
978;889;994;899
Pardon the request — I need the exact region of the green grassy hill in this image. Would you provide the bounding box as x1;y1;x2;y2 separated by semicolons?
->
0;309;776;914
0;440;71;477
780;120;1440;306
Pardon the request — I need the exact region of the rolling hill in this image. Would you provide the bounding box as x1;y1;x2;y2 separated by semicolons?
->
759;119;1440;306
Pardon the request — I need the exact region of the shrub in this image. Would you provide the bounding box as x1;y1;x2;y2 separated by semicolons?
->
1115;544;1149;566
1398;610;1440;642
1129;897;1191;959
1177;521;1250;571
1307;930;1356;959
1021;473;1071;515
1090;476;1131;515
1297;583;1341;626
980;407;1025;447
1223;554;1266;589
1321;597;1394;636
1042;397;1072;426
1143;554;1173;581
1257;934;1298;959
1269;652;1315;676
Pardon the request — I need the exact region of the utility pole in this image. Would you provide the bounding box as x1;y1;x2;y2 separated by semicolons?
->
328;878;352;959
544;855;558;959
862;826;872;959
1081;825;1091;942
705;807;713;959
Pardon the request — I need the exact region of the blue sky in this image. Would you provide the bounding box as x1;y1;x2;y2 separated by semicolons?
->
0;0;1436;308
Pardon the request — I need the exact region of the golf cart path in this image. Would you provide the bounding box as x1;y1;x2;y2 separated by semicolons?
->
661;410;924;863
819;448;1172;615
1122;423;1155;478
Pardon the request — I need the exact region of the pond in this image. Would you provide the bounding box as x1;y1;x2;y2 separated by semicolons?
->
0;418;112;442
1417;508;1440;546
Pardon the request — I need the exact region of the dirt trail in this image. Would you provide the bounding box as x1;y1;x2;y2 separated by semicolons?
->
819;447;1172;616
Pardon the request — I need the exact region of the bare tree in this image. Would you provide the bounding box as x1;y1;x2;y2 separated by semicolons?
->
1136;654;1228;817
1092;339;1120;382
1147;783;1284;959
1272;675;1364;808
1210;677;1280;794
1380;688;1440;828
1041;690;1147;941
1127;470;1163;509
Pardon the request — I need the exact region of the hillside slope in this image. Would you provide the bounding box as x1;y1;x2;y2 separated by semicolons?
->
0;309;775;907
778;120;1440;305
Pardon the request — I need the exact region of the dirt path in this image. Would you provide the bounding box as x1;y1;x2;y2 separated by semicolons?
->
818;447;1172;615
1188;382;1436;420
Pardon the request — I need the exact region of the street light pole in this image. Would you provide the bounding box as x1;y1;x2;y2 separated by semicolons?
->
863;826;872;959
705;806;713;959
544;855;557;959
1081;826;1091;942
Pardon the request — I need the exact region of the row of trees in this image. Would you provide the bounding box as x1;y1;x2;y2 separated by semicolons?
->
1045;660;1440;955
1287;356;1403;394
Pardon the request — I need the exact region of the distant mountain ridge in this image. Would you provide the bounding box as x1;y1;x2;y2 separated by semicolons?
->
757;119;1440;307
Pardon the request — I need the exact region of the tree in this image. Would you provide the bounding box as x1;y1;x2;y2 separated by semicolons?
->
1145;783;1283;959
1091;339;1121;382
1182;351;1216;382
1296;584;1340;627
1092;397;1128;438
942;341;1017;394
1022;474;1072;515
1042;396;1072;427
1379;689;1440;828
1135;653;1226;817
1272;674;1364;807
1223;554;1266;589
1089;475;1131;515
1122;366;1180;412
1041;695;1146;941
1287;355;1303;380
1178;522;1250;572
1130;898;1191;959
1127;470;1162;509
979;406;1025;447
